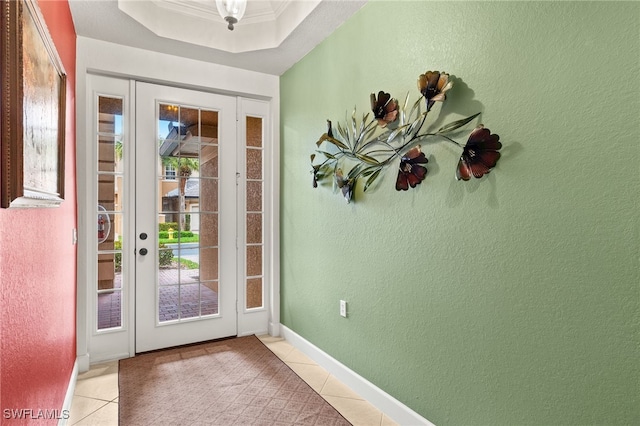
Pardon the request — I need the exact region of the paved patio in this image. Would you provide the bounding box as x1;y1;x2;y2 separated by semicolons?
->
97;268;218;330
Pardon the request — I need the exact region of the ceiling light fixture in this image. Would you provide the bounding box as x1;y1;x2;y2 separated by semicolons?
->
216;0;247;31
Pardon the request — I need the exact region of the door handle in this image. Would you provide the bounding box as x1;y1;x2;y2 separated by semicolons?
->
139;248;148;256
140;232;148;240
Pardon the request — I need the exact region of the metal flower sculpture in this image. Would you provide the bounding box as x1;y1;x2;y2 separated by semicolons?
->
396;146;428;191
370;91;399;127
418;71;453;110
335;169;355;203
456;125;502;181
310;69;503;203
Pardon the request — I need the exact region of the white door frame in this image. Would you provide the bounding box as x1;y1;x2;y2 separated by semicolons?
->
237;98;272;336
75;38;280;371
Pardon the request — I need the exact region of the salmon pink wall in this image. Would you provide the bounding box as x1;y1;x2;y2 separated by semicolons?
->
0;0;76;422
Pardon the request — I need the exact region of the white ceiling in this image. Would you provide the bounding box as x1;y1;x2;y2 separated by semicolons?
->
68;0;367;75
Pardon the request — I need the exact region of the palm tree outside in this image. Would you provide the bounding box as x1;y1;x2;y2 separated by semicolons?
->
161;156;199;231
116;137;200;232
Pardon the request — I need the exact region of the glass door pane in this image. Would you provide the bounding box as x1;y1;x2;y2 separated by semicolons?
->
245;116;264;309
96;95;124;330
157;103;220;322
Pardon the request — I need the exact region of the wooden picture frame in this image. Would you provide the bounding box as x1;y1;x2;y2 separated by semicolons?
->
1;0;66;208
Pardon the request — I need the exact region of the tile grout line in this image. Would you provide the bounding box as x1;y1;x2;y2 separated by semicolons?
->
70;398;111;426
317;371;331;395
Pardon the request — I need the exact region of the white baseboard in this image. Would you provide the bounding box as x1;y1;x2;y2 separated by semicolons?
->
268;321;281;337
58;359;78;426
77;353;90;373
281;326;434;426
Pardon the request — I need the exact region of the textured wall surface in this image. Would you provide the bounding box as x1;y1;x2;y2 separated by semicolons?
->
280;2;639;424
0;0;77;421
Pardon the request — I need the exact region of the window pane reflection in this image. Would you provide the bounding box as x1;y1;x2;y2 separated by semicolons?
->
97;95;124;331
156;104;220;322
245;115;264;311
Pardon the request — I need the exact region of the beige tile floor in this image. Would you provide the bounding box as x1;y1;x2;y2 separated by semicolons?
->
69;335;399;426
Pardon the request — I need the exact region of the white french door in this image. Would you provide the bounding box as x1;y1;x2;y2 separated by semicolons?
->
135;82;237;352
85;75;272;361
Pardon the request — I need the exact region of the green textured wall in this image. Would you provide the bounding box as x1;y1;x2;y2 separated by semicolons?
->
280;2;639;425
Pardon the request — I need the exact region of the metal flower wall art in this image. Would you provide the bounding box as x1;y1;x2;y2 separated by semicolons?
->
310;71;503;203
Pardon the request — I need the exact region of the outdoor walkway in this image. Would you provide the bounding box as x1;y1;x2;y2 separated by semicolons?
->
97;268;218;329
